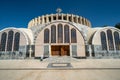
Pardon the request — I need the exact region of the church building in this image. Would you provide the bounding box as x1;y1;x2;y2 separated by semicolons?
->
0;9;120;60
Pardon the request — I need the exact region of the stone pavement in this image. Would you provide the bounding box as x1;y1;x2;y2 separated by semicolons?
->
0;59;120;80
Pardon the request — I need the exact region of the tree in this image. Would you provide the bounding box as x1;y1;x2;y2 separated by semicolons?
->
115;23;120;29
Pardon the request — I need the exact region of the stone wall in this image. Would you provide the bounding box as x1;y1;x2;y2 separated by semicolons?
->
91;45;120;59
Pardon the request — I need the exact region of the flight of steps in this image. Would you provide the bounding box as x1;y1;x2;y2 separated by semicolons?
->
43;56;79;63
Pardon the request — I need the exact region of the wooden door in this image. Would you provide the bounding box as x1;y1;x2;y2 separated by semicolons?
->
61;46;70;56
51;46;60;56
51;45;69;56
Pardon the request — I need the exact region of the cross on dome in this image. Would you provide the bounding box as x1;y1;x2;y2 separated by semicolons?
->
56;8;62;14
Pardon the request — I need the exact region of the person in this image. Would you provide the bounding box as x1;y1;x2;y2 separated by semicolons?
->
40;55;43;61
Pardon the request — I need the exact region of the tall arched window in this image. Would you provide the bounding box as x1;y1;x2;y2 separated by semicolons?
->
71;28;77;43
114;31;120;50
44;29;49;43
14;32;20;51
100;31;107;50
51;25;56;43
64;25;69;43
58;24;63;43
0;32;7;51
7;30;14;51
107;29;114;50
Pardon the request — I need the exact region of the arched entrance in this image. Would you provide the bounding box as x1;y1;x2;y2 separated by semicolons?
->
35;22;86;58
51;45;70;56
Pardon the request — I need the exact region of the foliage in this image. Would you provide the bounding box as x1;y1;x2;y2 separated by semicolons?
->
115;23;120;29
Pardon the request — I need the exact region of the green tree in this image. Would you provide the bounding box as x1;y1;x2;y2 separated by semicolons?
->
115;23;120;29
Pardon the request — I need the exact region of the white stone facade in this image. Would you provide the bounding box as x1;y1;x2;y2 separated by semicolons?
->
0;13;120;59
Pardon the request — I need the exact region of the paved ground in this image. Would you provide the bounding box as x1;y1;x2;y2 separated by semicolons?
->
0;59;120;80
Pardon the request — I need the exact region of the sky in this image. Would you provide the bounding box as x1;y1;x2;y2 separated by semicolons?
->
0;0;120;30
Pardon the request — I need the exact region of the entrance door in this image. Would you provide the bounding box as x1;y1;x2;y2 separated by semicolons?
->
51;45;70;56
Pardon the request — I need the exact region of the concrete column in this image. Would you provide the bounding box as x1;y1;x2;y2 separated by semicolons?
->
82;18;84;25
56;14;58;20
32;19;35;26
78;17;80;24
88;21;90;26
56;24;58;43
61;13;63;20
88;21;91;27
38;16;41;24
35;18;38;26
70;45;72;56
5;32;9;52
84;19;86;26
89;22;91;27
112;31;116;51
30;20;32;27
42;16;45;24
76;16;78;23
66;14;69;21
33;19;35;26
46;15;49;23
80;17;82;24
28;22;30;27
88;45;92;57
51;14;53;22
49;45;51;57
63;24;64;43
105;31;109;51
12;33;15;52
83;18;85;25
71;14;74;22
84;18;86;25
86;19;88;26
30;21;32;27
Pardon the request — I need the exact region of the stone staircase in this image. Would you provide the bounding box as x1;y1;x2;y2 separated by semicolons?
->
43;56;79;63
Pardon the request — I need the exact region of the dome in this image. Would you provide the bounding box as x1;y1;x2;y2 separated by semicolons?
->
28;13;91;29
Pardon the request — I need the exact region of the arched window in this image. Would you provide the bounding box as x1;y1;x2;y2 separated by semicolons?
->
114;31;120;50
107;29;114;50
14;32;20;51
51;25;56;43
7;30;14;51
71;28;77;43
100;31;107;50
44;29;49;43
58;24;63;43
0;32;7;51
64;25;69;43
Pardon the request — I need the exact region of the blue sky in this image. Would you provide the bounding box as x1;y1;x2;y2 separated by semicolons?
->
0;0;120;30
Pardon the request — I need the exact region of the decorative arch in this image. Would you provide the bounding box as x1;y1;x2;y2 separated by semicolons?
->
114;31;120;50
0;28;32;59
58;24;63;43
100;31;107;50
107;29;114;50
71;28;77;43
35;22;86;57
44;29;49;43
7;30;14;51
51;25;56;43
14;32;20;51
64;25;69;43
0;32;7;51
